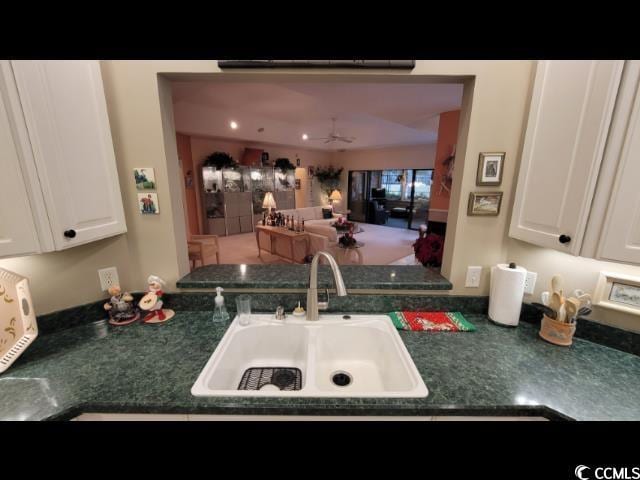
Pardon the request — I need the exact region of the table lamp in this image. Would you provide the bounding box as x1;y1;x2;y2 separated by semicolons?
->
262;191;277;213
329;190;342;211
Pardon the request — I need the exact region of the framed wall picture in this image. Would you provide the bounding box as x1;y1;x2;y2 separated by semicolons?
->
593;271;640;316
468;191;503;216
134;168;156;190
295;178;301;190
476;152;505;186
138;193;160;214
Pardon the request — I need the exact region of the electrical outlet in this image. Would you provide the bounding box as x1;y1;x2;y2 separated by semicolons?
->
465;266;482;288
98;267;120;291
524;271;537;295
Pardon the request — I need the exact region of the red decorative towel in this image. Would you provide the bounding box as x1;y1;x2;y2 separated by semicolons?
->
388;311;476;332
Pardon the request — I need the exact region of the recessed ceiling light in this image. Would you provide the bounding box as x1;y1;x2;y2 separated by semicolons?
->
230;121;238;130
302;133;308;140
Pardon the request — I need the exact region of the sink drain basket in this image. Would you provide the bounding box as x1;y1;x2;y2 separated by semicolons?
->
238;367;302;391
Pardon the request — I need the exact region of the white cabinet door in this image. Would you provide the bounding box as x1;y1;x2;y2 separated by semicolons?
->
11;61;126;250
0;70;41;258
597;65;640;265
509;61;623;254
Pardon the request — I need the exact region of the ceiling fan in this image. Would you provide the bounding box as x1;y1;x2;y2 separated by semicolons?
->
308;118;356;144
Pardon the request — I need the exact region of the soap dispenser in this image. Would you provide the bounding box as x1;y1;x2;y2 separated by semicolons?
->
212;287;230;322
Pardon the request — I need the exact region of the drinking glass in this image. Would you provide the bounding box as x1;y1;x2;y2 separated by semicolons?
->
236;295;252;326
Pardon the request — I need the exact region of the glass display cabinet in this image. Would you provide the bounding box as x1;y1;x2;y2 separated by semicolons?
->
200;165;296;236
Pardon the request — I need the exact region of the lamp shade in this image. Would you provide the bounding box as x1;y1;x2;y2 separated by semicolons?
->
262;192;277;209
329;190;342;202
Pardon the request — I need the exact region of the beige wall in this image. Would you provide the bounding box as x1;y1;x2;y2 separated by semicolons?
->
4;59;637;332
330;143;436;212
507;240;640;332
0;61;534;314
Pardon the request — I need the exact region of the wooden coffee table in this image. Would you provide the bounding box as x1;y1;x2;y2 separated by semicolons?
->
256;225;310;264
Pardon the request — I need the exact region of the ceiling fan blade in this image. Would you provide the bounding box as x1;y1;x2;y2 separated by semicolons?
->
324;139;334;144
337;138;353;143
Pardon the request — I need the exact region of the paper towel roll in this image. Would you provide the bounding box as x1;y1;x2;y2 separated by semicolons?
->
488;263;527;326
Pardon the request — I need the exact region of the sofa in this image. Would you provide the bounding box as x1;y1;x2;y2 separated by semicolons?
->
256;205;343;262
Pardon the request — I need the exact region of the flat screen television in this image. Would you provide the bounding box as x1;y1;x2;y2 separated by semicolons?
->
371;187;386;199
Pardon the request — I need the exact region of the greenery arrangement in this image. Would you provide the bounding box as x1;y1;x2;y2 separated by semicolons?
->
314;165;344;194
203;151;238;170
274;158;296;171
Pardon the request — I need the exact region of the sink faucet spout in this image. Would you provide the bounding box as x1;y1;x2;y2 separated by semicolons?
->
306;251;347;321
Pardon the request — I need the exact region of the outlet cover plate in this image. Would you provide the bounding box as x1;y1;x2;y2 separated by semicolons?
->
98;267;119;291
524;271;537;295
465;266;482;288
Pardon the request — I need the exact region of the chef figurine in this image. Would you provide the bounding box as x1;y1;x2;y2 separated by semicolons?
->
104;285;140;326
139;275;175;323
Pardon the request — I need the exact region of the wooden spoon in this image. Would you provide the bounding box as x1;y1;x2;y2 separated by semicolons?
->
551;274;564;297
549;291;564;313
564;297;581;324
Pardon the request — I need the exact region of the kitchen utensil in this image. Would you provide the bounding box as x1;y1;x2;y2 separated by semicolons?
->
556;303;567;323
549;291;564;313
0;268;38;373
577;307;592;317
531;302;557;319
540;291;550;307
576;293;592;309
551;274;564;297
564;297;581;324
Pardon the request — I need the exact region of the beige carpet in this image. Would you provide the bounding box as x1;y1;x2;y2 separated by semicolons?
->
213;223;418;265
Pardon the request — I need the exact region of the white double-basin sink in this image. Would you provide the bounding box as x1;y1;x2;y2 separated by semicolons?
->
191;314;428;398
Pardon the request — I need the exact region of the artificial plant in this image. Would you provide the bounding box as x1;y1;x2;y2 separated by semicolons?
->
314;165;344;194
203;151;238;170
274;158;296;171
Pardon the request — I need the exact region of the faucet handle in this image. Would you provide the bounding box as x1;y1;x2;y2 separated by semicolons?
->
318;288;329;311
275;305;286;320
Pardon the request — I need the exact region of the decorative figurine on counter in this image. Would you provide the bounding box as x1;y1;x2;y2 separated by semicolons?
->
104;285;140;326
139;275;175;324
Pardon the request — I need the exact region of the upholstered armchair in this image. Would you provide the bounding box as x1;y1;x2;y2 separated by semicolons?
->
187;234;220;270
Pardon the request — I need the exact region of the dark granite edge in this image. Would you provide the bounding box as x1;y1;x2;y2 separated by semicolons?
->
176;264;453;291
45;402;570;421
177;280;454;290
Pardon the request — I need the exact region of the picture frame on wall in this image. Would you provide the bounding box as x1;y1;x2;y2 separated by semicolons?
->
138;193;160;214
476;152;505;186
295;178;301;190
468;191;503;216
134;168;156;190
593;271;640;316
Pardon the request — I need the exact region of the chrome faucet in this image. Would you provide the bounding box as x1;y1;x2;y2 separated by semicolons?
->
306;251;347;321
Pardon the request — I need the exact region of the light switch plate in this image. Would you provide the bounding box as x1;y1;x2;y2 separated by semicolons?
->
98;267;119;291
465;266;482;288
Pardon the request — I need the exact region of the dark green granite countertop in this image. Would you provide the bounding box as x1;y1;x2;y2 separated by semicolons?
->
1;311;639;421
177;264;452;290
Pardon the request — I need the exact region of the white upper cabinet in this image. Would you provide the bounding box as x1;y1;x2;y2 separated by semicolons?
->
11;61;126;250
509;61;624;255
0;72;41;258
591;62;640;265
0;61;126;259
